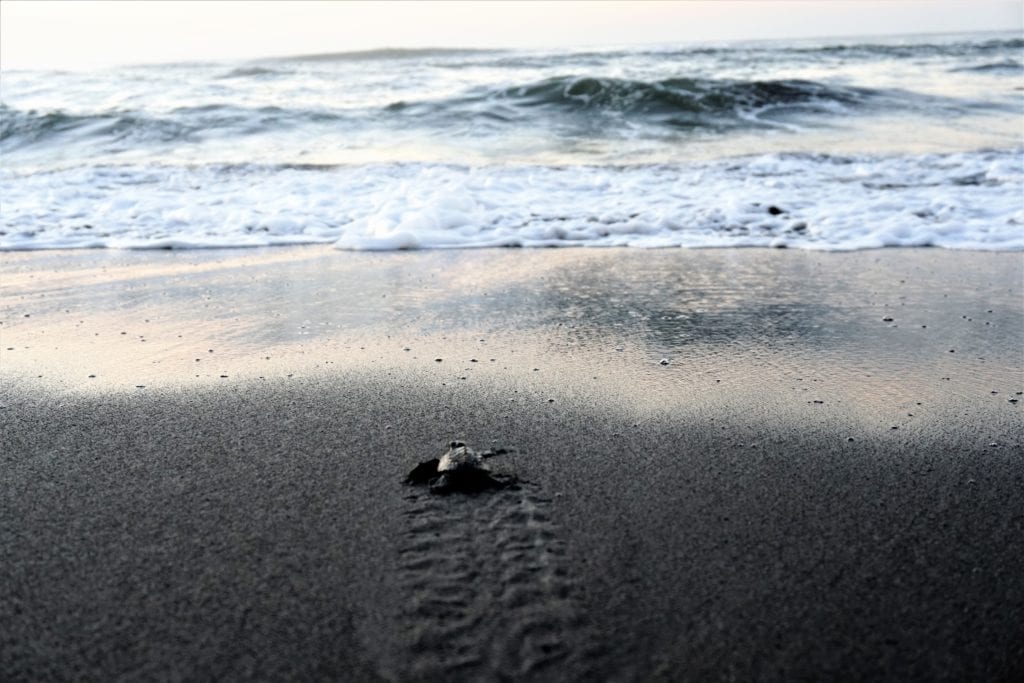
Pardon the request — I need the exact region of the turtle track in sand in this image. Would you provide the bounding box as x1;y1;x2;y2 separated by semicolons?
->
395;480;596;680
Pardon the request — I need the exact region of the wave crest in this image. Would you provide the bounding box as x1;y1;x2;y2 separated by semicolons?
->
0;103;346;150
388;75;888;130
505;75;867;111
0;104;190;148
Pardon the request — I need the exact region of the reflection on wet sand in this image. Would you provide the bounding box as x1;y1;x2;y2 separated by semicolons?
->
1;247;1020;434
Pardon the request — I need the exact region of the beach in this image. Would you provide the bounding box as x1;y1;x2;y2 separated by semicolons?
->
2;246;1022;680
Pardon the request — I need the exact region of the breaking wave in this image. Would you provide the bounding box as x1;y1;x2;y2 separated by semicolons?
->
0;103;347;150
1;75;953;153
385;75;939;131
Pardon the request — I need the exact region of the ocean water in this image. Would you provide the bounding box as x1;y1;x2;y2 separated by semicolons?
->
1;32;1022;251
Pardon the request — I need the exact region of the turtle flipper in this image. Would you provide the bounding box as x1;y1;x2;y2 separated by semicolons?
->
405;458;440;485
429;469;518;495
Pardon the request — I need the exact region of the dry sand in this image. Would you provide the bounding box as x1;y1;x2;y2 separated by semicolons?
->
2;247;1022;680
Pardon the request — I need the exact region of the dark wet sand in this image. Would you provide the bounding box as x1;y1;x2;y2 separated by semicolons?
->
2;247;1022;681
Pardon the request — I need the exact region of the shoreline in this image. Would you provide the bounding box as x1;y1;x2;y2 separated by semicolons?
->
2;246;1022;680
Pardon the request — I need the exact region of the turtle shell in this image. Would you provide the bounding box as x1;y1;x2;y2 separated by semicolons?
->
437;441;489;473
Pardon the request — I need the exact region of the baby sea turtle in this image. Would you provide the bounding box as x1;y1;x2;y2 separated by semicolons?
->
405;441;518;494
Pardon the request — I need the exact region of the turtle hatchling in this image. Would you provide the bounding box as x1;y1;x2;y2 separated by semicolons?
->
406;441;518;494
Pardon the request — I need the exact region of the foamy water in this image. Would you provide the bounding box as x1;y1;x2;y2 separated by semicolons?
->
1;32;1022;251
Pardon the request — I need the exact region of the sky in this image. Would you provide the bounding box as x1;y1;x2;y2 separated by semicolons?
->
1;0;1022;71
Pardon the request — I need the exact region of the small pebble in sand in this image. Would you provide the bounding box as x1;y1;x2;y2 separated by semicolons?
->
989;442;999;447
88;374;95;378
882;316;894;322
659;358;670;365
1009;398;1019;404
846;437;854;442
435;358;443;362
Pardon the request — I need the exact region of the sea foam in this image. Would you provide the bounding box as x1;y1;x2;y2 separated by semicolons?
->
2;149;1020;252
